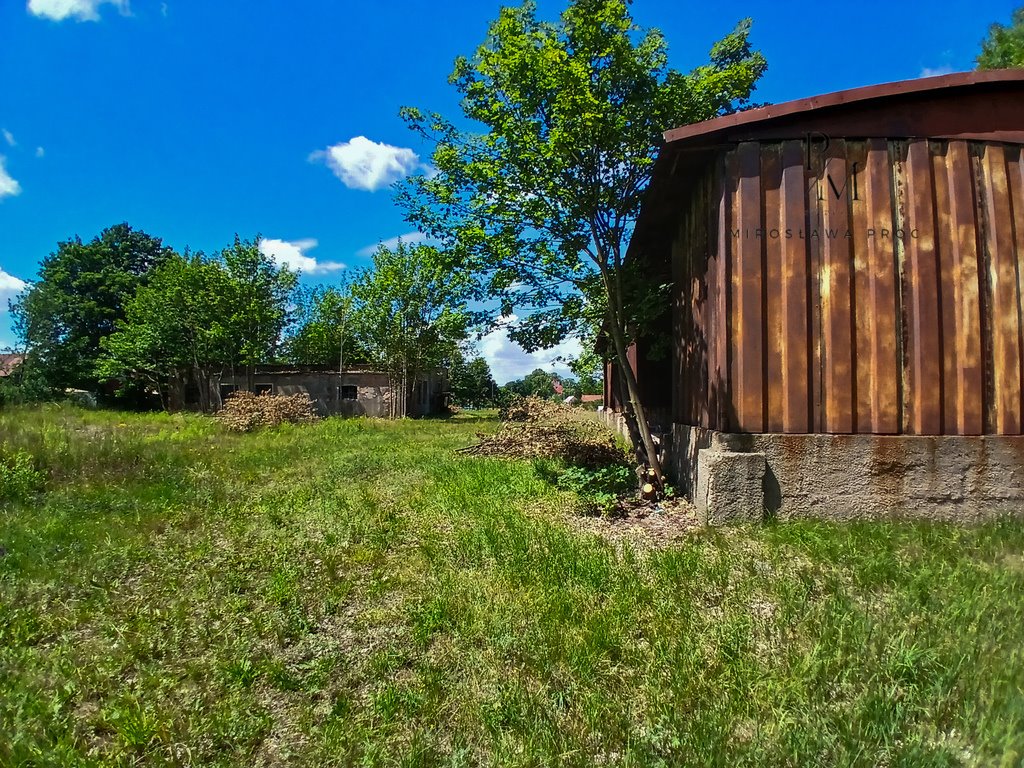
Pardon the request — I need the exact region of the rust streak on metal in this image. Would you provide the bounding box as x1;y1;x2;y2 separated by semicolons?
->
820;140;855;432
981;144;1022;434
762;144;785;432
781;140;811;433
946;141;984;434
902;140;943;434
732;142;764;432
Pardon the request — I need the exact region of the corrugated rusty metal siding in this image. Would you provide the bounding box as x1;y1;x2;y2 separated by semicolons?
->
674;139;1024;435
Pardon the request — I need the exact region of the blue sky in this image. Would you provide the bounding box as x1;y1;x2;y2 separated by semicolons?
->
0;0;1014;382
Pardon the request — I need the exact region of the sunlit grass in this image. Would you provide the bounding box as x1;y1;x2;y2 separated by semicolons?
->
1;404;1022;766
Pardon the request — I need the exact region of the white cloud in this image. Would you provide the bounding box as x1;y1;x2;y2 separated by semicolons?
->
920;65;954;78
2;130;14;147
310;136;422;192
356;231;428;257
35;146;45;158
259;237;345;275
0;267;27;303
27;0;128;21
479;315;582;385
0;157;21;200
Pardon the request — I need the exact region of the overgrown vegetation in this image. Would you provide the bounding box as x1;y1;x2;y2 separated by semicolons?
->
2;405;1022;766
977;5;1024;69
397;0;767;477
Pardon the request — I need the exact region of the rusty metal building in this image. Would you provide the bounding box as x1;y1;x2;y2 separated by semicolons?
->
618;70;1024;522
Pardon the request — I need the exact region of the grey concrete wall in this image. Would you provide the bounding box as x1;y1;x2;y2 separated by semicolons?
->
672;424;1024;522
218;372;395;417
216;371;449;419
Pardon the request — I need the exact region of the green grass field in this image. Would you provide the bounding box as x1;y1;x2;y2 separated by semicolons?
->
2;405;1023;767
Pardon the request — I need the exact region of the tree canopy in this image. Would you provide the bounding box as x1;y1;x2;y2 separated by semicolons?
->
977;6;1024;69
348;240;475;415
285;284;369;368
11;223;174;398
449;352;498;408
397;0;766;475
101;237;297;411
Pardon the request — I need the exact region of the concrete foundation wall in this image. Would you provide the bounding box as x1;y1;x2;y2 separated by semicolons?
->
672;424;1024;522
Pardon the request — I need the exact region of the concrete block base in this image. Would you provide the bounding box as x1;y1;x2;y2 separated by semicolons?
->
672;425;1024;522
695;448;766;525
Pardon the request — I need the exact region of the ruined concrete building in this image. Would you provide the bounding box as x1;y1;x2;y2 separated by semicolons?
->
172;366;447;418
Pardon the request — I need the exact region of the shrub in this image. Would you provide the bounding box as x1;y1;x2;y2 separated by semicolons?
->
216;391;320;432
0;449;45;503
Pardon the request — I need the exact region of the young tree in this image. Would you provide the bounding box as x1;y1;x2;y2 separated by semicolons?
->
11;223;173;397
101;253;233;411
977;6;1024;69
220;236;299;388
503;368;563;399
349;241;474;417
397;0;766;479
101;238;297;411
285;284;369;368
449;352;498;408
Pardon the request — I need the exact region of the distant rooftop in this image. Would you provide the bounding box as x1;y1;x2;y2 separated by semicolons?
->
0;353;24;377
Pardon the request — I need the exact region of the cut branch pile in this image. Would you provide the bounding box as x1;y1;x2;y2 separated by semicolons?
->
217;391;320;432
459;396;627;468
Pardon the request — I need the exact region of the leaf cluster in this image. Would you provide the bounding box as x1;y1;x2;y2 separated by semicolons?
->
977;6;1024;69
397;0;766;352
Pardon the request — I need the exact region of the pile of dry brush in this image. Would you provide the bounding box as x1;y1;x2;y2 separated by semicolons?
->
217;391;320;432
458;396;627;468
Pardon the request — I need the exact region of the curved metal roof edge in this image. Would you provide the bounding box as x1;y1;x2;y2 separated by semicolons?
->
663;69;1024;144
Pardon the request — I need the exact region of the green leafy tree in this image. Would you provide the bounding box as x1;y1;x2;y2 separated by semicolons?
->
503;368;562;399
450;352;498;408
285;284;369;368
102;237;297;412
219;236;299;387
977;7;1024;69
101;254;233;411
11;223;173;398
349;241;474;417
397;0;766;478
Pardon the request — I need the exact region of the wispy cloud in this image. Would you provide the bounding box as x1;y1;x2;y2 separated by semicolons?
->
27;0;129;22
478;315;581;385
919;65;954;78
0;157;21;200
0;267;27;302
35;147;45;158
356;231;428;257
259;237;345;275
2;130;15;148
310;136;423;192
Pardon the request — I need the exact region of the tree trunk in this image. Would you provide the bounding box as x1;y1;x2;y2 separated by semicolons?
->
595;255;665;486
606;315;664;484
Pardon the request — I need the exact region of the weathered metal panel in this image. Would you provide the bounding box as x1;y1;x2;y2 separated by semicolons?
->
903;140;944;434
945;141;984;435
731;142;765;432
762;144;785;432
780;140;811;433
1007;145;1024;431
855;139;900;433
981;143;1023;434
679;137;1024;436
709;154;730;431
820;139;856;433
